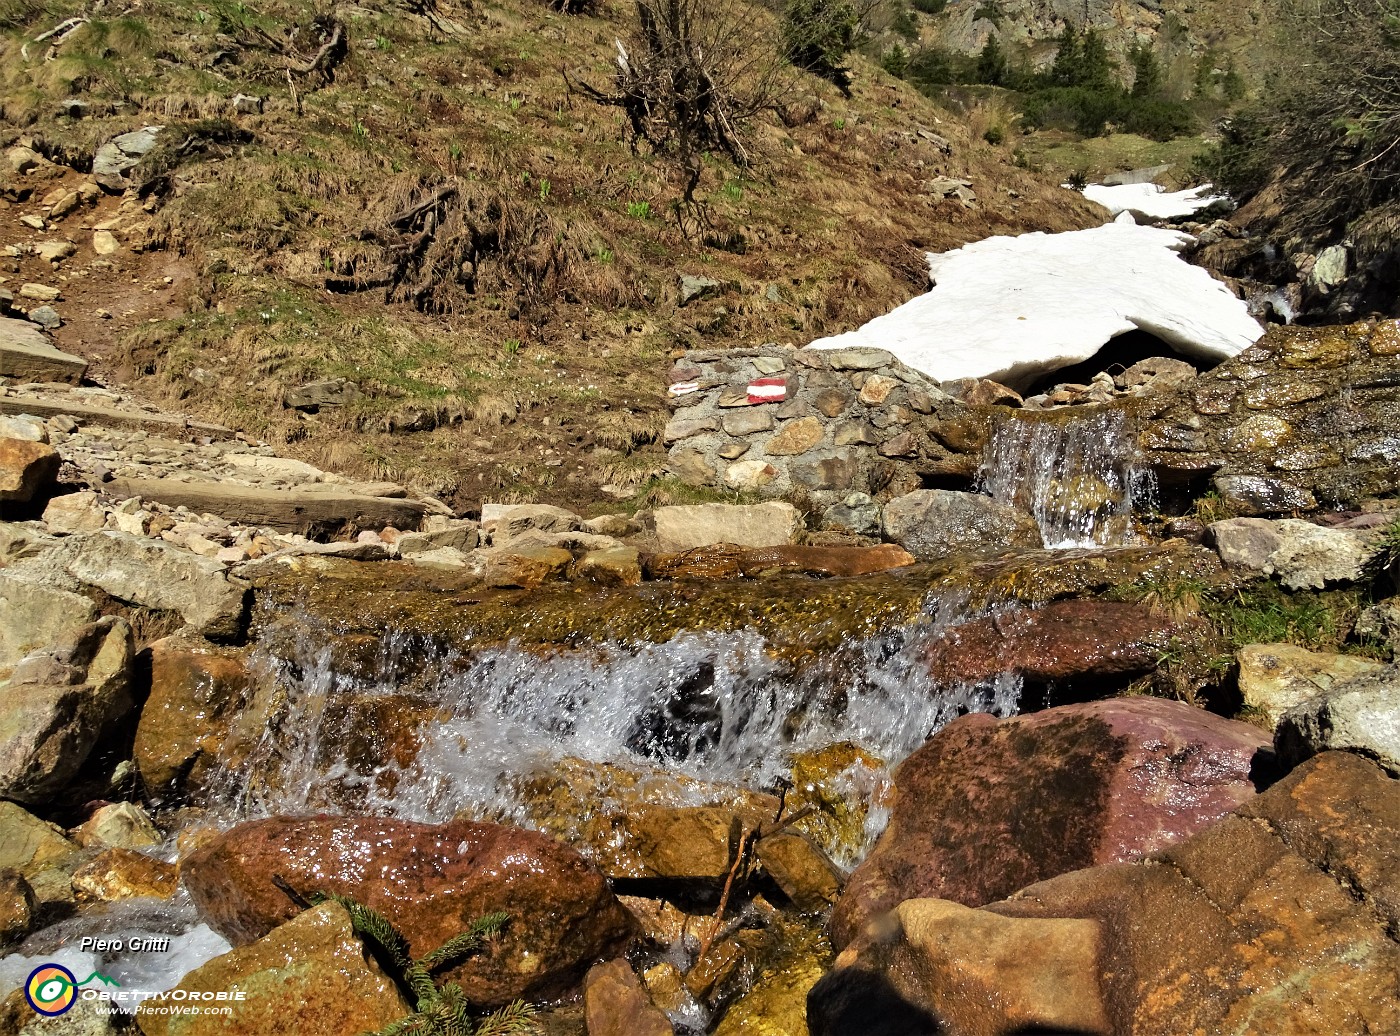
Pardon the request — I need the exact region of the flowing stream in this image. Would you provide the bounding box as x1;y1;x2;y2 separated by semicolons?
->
978;406;1156;548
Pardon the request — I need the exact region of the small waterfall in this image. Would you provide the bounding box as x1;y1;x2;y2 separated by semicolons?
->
977;406;1156;548
205;593;1023;866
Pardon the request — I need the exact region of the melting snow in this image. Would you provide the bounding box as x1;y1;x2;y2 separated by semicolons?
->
1081;181;1229;221
808;214;1263;389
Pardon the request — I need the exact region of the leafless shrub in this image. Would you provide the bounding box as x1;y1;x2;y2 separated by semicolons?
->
569;0;788;203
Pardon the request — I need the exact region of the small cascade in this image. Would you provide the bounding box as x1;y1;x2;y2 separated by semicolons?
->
204;592;1023;866
977;406;1156;548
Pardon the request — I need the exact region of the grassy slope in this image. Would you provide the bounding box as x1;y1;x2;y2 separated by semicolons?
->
0;0;1101;511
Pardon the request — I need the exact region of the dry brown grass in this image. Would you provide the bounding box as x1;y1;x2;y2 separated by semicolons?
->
2;0;1103;511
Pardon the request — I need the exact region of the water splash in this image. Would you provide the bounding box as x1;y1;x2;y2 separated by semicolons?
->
206;592;1022;863
978;406;1156;548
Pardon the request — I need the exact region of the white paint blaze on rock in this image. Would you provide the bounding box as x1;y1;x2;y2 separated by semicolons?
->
809;216;1264;390
1081;182;1229;222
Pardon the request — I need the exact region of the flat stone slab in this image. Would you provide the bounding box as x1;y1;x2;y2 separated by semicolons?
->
0;393;233;439
0;318;87;384
107;477;430;536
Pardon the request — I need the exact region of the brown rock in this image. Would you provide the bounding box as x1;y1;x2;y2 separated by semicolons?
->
984;752;1400;1035
0;438;60;504
831;698;1269;948
0;869;35;945
182;815;636;1006
41;491;107;533
575;546;643;586
765;417;825;456
485;543;573;588
757;833;842;911
814;898;1109;1036
516;758;780;881
738;543;916;578
858;375;899;405
584;959;674;1036
134;637;254;802
72;847;178;901
646;544;746;580
921;599;1190;689
137;902;412;1036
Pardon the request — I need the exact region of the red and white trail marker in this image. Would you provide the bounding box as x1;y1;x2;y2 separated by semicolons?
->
747;377;786;403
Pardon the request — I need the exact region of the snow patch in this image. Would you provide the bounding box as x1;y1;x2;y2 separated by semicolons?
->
808;214;1264;389
1081;182;1229;222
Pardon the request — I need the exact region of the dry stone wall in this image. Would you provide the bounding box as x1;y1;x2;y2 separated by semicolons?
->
664;345;979;510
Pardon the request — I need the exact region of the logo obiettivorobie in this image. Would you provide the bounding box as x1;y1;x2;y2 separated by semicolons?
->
24;965;120;1017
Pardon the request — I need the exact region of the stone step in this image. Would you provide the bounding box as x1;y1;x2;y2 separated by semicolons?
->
0;318;87;384
0;393;234;439
106;476;430;535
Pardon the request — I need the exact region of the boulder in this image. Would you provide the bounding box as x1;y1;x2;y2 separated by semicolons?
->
647;543;914;581
1276;664;1400;775
105;477;428;537
0;617;134;806
0;438;60;504
1209;517;1377;589
513;758;779;882
133;636;254;802
715;931;828;1036
181;815;635;1006
0;317;86;384
484;503;582;543
830;698;1269;948
584;959;674;1036
0;801;80;880
0;415;47;442
980;752;1400;1035
60;531;248;639
821;493;881;536
650;502;803;552
483;542;573;588
0;573;97;669
282;378;362;411
881;489;1041;562
92;125;163;191
921;599;1192;691
41;491;107;534
0;870;35;946
575;545;643;586
71;847;178;901
136;902;411;1036
756;833;843;911
73;801;161;850
1236;643;1386;727
813;899;1110;1036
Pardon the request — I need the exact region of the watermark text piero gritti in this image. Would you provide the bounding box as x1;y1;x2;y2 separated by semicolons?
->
79;936;172;952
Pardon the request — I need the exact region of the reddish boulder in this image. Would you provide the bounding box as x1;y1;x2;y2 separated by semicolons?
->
182;815;636;1006
817;753;1400;1036
830;697;1269;948
922;599;1189;689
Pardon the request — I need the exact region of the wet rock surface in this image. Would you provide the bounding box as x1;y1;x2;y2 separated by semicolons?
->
831;698;1270;948
1142;321;1400;510
921;599;1190;691
882;489;1043;562
136;902;411;1036
181;815;636;1005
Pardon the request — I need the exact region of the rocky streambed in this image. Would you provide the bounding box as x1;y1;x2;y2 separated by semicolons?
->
1;322;1399;1036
